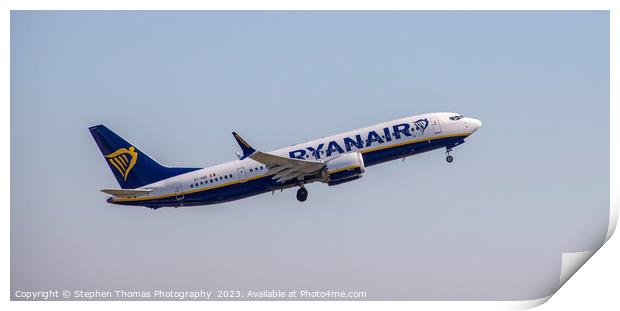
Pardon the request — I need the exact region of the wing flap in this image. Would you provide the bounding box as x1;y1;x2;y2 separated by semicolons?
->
250;151;323;173
274;169;305;183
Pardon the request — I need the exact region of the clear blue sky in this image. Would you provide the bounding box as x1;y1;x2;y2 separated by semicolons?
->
11;11;609;300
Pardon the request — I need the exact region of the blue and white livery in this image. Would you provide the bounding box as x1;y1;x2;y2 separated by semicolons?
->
90;112;481;208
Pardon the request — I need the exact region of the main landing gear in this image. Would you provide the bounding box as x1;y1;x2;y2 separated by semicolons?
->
446;148;454;163
296;185;308;202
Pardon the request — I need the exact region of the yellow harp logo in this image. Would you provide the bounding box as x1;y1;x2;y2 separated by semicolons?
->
105;146;138;181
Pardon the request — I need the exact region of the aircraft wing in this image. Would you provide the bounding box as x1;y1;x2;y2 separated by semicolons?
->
232;132;325;183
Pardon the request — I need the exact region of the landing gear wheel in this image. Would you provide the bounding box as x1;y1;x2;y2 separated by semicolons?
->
296;188;308;202
446;155;454;163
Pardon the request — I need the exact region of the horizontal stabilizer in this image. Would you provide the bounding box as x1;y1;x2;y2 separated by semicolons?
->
100;188;152;198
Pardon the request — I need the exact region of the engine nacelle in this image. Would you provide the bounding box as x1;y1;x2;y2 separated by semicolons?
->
322;152;365;186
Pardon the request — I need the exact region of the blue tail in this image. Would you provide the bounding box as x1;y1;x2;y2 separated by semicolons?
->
89;125;199;189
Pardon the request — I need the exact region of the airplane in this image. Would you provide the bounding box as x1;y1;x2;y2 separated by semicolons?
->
90;112;481;209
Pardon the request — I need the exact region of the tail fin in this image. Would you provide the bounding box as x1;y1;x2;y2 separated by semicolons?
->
89;125;198;189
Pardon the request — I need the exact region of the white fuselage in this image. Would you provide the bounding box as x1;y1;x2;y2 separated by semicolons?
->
107;112;481;207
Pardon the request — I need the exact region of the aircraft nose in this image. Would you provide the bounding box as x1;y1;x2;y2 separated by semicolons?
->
468;118;482;133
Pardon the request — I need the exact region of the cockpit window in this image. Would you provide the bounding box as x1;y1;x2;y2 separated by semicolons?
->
449;115;464;121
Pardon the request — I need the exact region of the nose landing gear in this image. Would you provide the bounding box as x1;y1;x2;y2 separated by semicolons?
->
446;148;454;163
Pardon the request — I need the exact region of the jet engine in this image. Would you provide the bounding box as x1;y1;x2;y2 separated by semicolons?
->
322;152;365;186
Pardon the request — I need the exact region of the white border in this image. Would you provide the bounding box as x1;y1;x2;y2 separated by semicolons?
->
2;1;617;310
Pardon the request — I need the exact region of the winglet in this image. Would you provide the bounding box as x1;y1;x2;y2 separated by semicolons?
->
232;132;256;160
